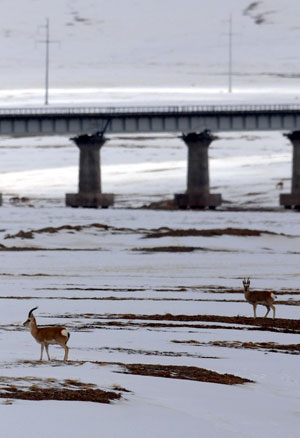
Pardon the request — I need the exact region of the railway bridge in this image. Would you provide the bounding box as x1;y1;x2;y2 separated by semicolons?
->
0;104;299;209
0;104;300;136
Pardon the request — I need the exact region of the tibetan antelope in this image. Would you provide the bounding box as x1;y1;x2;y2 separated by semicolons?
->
242;278;276;319
23;307;70;362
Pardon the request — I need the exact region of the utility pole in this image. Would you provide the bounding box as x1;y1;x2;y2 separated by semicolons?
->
228;14;233;93
37;18;59;105
44;18;50;105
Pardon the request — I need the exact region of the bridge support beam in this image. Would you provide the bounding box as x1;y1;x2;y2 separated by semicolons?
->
66;134;114;208
280;131;300;209
174;130;222;209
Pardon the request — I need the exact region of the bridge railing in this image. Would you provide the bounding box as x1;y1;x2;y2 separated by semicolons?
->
0;103;300;116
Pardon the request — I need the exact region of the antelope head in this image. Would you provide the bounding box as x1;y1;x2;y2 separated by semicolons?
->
242;278;250;292
23;306;38;327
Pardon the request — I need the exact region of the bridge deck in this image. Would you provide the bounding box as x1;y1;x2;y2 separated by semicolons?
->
0;104;299;136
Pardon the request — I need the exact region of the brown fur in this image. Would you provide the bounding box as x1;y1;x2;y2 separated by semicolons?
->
23;308;70;361
242;278;276;319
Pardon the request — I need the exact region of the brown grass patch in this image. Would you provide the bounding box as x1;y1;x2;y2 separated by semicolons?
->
133;246;199;253
4;223;137;240
97;346;218;360
0;376;121;404
172;339;300;355
115;363;253;385
211;340;300;354
132;246;235;253
172;339;201;345
90;313;300;334
0;247;105;252
4;224;289;243
75;320;249;333
10;361;252;386
8;230;34;239
111;384;131;393
47;311;300;335
144;227;282;239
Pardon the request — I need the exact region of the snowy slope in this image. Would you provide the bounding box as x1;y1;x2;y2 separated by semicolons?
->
0;0;300;92
0;206;299;438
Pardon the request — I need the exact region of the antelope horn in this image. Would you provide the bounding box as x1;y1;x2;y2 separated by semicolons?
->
28;307;38;317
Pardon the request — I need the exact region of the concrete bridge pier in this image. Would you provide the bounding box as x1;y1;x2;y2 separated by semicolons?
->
66;134;114;208
174;130;222;209
280;131;300;209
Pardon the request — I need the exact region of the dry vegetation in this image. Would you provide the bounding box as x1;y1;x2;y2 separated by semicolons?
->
171;340;300;355
0;376;122;404
143;227;283;239
3;224;288;241
67;313;300;334
112;363;253;385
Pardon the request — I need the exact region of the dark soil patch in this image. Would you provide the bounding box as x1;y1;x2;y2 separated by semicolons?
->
172;340;300;355
4;223;140;240
144;227;282;239
133;246;200;253
211;340;300;354
0;245;105;252
12;361;252;386
4;224;290;243
11;295;297;306
5;224;93;239
132;246;235;253
85;313;300;334
0;376;121;404
143;199;176;210
5;387;119;403
114;313;300;331
172;339;202;345
37;285;300;297
114;363;253;385
200;287;300;296
0;244;39;251
7;230;34;239
75;320;255;333
276;300;300;306
37;286;189;292
48;311;300;334
97;346;218;360
1;295;227;302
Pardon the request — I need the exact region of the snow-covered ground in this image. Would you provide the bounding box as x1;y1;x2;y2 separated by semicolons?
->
0;206;299;438
0;129;293;208
0;128;299;438
0;0;300;437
